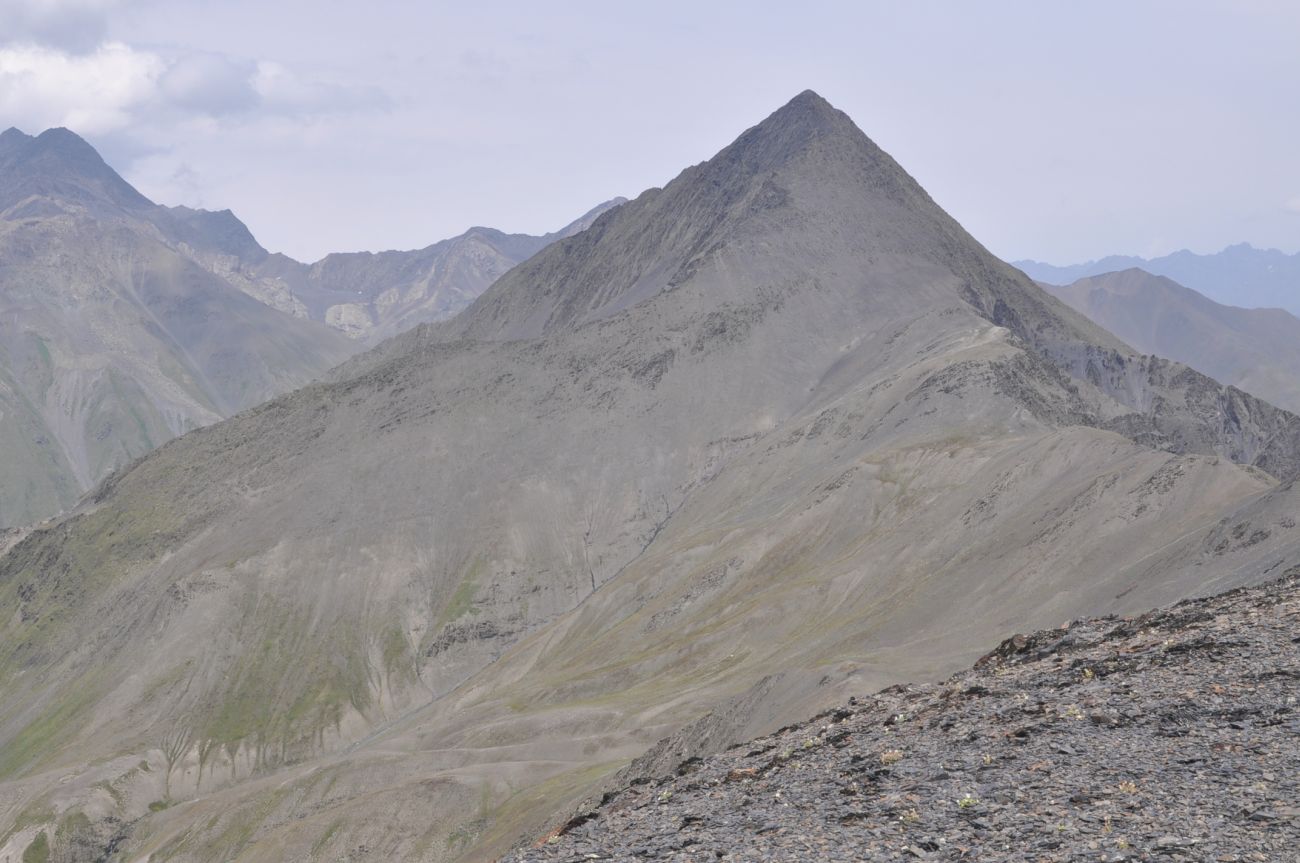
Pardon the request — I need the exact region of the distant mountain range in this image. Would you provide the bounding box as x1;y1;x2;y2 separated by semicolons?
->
1045;268;1300;414
248;200;625;342
5;91;1299;863
0;126;619;528
0;127;355;528
1015;243;1300;316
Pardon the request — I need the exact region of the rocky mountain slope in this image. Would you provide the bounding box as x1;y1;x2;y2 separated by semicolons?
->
512;569;1300;862
1016;242;1300;317
1046;268;1300;414
0;126;620;529
0;127;356;529
3;92;1300;863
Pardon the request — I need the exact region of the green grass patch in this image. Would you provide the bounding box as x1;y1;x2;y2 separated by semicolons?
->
197;597;373;763
21;831;49;863
202;786;288;861
0;804;54;851
0;680;102;780
55;811;91;840
436;558;484;631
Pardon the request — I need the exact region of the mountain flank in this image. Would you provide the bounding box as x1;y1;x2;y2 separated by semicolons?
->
0;126;356;528
0;125;621;528
511;570;1300;862
3;91;1300;863
1044;268;1300;414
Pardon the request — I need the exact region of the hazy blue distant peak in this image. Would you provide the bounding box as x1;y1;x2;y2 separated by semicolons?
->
1014;243;1300;316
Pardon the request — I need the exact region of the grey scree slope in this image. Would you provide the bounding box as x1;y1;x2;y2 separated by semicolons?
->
3;91;1300;863
510;570;1300;862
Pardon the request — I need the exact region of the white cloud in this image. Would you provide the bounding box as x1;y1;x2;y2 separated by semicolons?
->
160;52;258;115
0;41;162;133
1285;196;1300;215
0;38;387;138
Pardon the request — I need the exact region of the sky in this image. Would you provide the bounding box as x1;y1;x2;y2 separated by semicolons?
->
1;0;1298;264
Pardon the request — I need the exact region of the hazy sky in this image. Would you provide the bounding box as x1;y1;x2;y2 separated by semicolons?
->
1;0;1298;263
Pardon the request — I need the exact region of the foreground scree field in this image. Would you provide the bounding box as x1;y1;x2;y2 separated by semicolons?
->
515;572;1300;862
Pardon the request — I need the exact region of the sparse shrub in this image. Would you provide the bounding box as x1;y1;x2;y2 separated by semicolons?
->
880;749;904;765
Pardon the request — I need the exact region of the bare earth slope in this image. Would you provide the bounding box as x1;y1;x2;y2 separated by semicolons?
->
1045;268;1300;413
512;570;1300;862
3;93;1300;863
0;128;356;528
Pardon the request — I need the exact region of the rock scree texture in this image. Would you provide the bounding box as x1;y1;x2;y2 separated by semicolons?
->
510;570;1300;862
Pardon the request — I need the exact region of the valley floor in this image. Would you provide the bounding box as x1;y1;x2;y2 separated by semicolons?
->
510;569;1300;862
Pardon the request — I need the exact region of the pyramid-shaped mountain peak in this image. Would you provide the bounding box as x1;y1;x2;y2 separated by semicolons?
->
34;126;99;151
764;89;845;131
0;125;152;212
0;127;34;162
708;89;877;179
447;91;956;342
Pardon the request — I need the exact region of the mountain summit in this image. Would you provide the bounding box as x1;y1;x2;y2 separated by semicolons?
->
4;92;1300;863
449;89;950;342
0;126;153;214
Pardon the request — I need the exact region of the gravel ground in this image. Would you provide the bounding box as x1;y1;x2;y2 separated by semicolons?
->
508;570;1300;862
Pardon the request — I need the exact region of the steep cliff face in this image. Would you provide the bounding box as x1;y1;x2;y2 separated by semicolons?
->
2;93;1298;863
